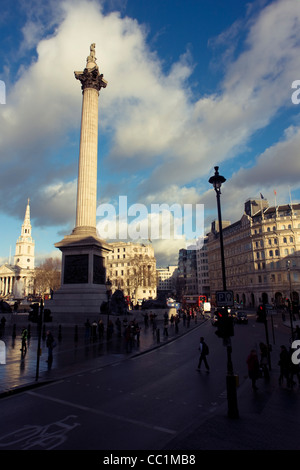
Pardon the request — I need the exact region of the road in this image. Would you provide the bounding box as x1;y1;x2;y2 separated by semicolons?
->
0;312;291;451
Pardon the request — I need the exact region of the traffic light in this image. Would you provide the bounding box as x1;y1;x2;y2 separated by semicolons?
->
215;308;234;338
28;303;39;322
44;309;52;322
256;304;266;322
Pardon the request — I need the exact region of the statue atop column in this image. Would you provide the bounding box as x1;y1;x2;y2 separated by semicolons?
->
74;43;107;93
87;43;97;66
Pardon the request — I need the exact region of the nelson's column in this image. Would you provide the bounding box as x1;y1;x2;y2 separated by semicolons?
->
46;44;111;321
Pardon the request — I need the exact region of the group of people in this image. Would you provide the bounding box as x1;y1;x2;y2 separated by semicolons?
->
84;316;142;351
196;334;300;392
246;340;300;390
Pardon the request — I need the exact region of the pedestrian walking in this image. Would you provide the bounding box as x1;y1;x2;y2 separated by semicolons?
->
98;319;104;339
46;330;55;367
175;315;180;334
84;319;91;341
278;345;291;387
163;318;169;337
259;342;270;379
289;345;300;387
92;320;97;341
246;349;260;390
20;328;28;355
197;337;209;372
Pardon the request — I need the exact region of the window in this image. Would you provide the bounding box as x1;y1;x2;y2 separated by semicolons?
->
269;250;273;257
283;237;287;243
290;237;294;243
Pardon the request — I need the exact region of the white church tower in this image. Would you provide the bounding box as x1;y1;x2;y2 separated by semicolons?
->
14;199;35;270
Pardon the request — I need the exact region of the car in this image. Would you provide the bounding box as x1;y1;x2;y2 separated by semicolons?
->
235;311;248;324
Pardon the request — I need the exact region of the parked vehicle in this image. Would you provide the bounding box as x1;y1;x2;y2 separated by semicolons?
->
235;311;248;324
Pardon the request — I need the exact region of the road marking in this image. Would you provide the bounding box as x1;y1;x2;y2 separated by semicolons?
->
26;391;177;435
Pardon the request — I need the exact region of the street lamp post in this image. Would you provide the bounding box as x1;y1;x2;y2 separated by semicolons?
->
105;278;112;339
286;260;295;341
35;298;43;381
209;166;239;419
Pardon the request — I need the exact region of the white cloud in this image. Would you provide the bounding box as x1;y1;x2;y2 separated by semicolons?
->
1;0;300;265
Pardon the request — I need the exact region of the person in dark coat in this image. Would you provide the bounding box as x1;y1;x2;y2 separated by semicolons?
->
197;337;209;372
278;345;291;387
247;349;260;390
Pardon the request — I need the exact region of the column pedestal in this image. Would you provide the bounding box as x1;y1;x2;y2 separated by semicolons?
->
45;233;111;322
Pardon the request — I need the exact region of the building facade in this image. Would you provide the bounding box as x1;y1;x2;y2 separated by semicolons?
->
156;265;178;294
106;241;157;304
207;199;300;308
196;237;210;299
0;199;35;298
177;247;198;297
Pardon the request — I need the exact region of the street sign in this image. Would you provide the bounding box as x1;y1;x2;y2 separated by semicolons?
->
216;290;234;307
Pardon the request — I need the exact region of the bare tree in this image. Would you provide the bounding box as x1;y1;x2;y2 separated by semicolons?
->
126;254;156;299
34;258;61;297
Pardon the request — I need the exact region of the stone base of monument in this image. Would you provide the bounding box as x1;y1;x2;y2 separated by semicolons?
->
44;284;108;324
45;233;111;323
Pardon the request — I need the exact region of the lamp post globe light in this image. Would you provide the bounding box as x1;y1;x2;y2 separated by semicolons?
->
209;166;239;419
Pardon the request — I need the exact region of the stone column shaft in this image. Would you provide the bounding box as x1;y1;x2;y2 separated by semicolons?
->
75;87;99;233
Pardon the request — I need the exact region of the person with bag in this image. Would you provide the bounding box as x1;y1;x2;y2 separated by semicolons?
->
197;337;210;372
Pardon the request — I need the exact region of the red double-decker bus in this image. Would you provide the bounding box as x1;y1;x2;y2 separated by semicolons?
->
182;295;207;307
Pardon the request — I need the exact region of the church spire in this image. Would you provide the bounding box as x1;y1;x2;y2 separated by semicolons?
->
14;199;35;270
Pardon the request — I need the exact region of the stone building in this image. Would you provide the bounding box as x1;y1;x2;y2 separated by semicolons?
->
196;237;210;299
207;198;300;308
177;247;198;296
156;265;178;294
0;199;35;298
106;242;157;304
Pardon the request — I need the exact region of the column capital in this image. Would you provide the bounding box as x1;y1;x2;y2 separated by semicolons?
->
74;43;107;93
74;67;108;93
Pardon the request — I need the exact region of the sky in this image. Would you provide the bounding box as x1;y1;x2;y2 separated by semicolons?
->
1;0;300;268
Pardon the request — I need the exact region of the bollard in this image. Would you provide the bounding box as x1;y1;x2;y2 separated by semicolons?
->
156;328;160;343
58;325;62;341
74;325;78;342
